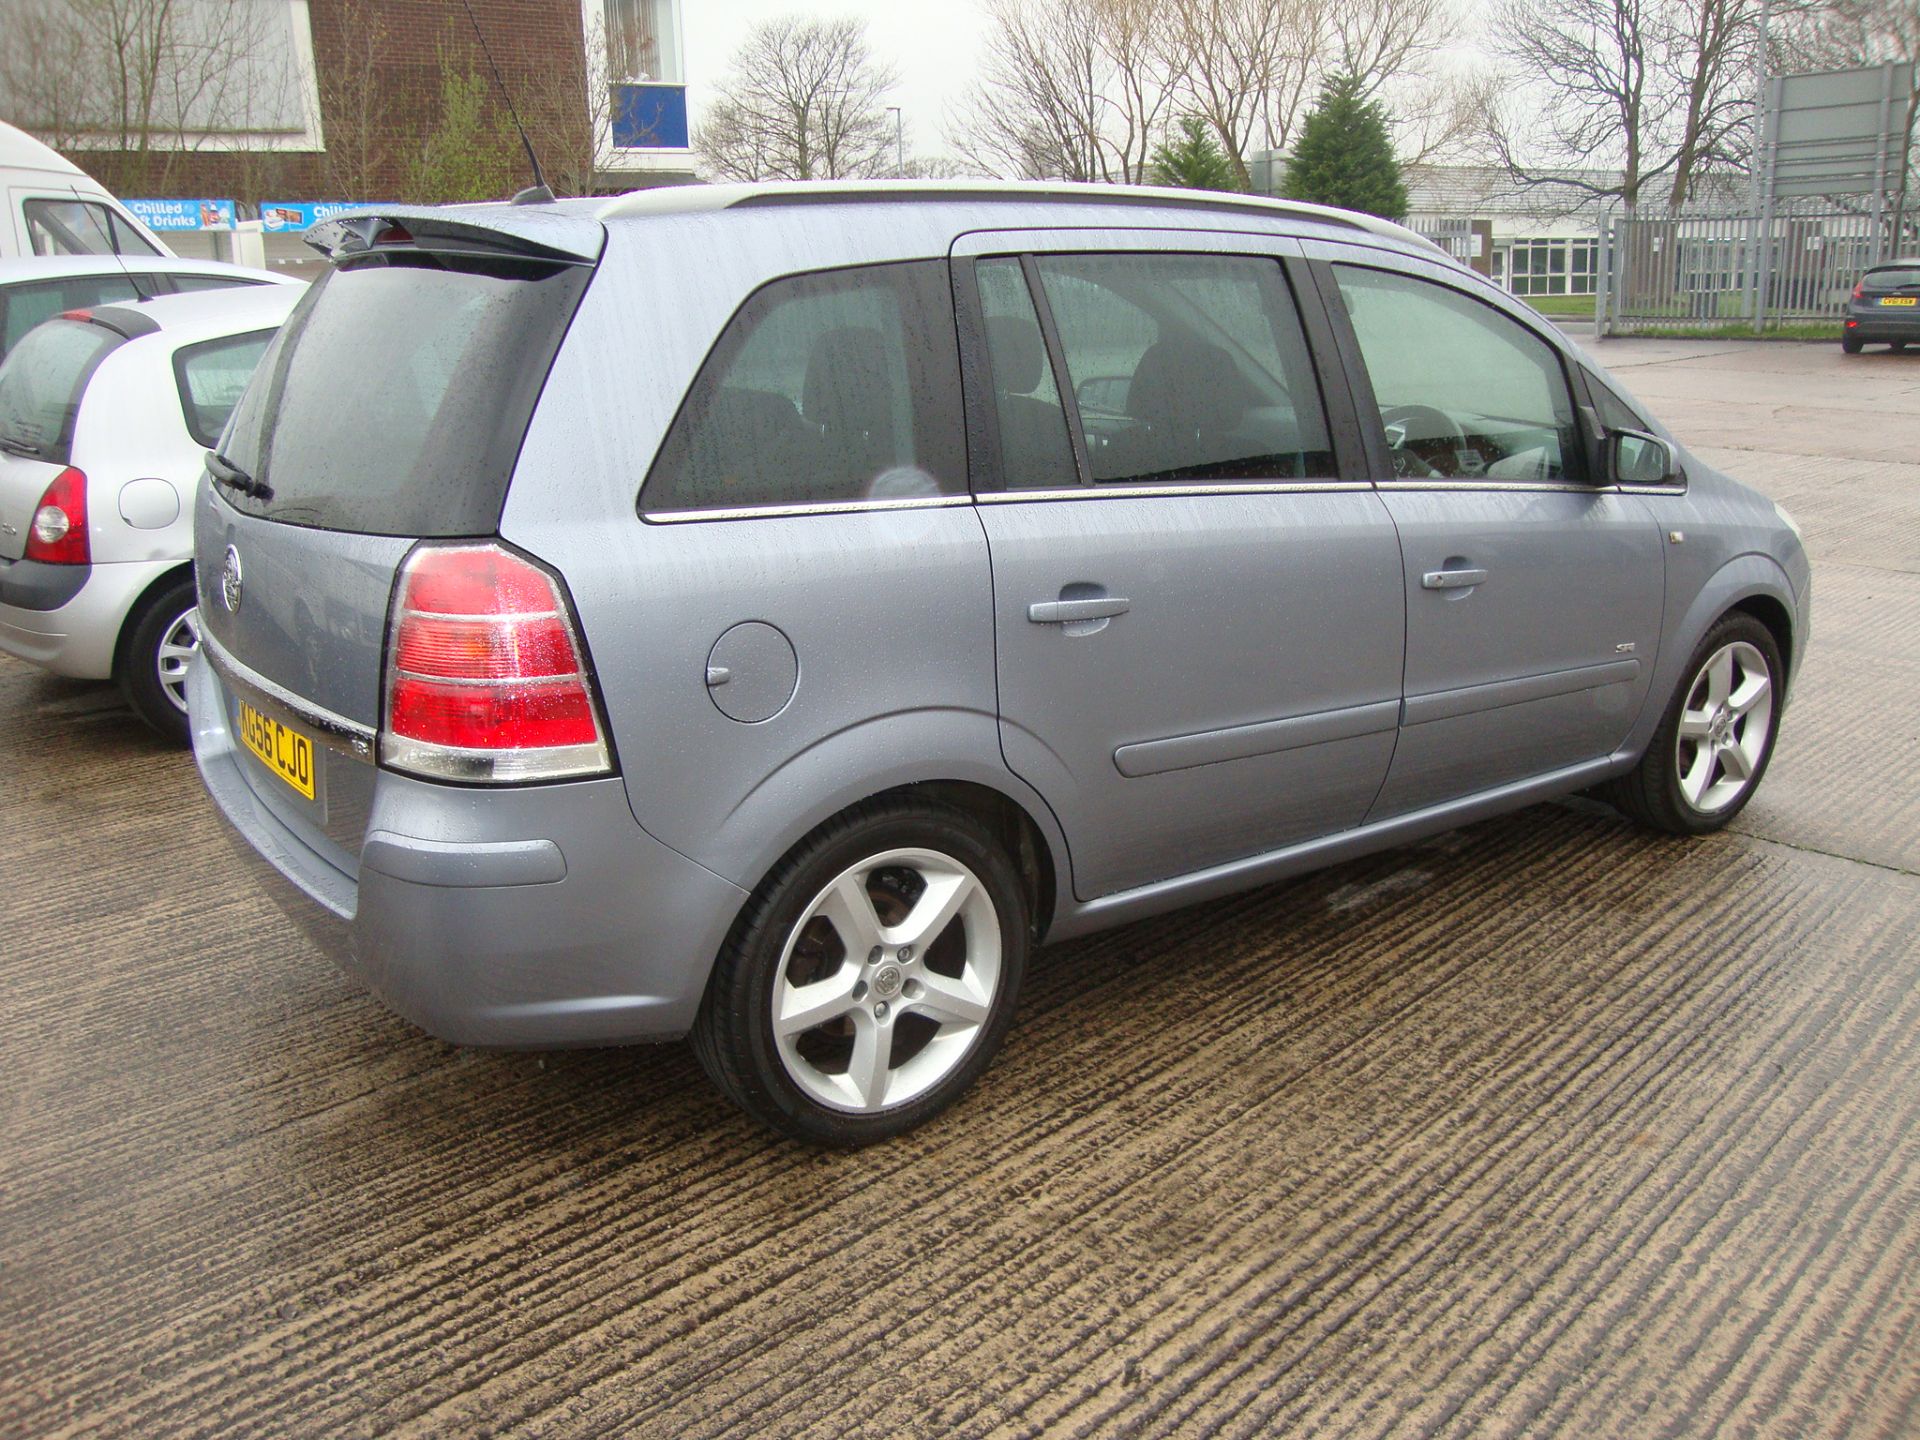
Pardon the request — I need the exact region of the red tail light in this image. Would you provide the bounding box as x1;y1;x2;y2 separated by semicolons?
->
24;467;89;564
1852;280;1866;300
381;544;612;783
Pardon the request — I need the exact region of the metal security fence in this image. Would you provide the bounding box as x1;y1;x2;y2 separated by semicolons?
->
1598;202;1920;335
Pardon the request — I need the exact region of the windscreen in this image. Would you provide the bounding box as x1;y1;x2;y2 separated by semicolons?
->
0;319;121;464
216;248;591;536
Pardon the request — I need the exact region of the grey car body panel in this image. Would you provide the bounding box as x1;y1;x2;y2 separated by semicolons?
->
195;481;408;873
1365;486;1666;817
191;188;1810;1050
190;656;748;1044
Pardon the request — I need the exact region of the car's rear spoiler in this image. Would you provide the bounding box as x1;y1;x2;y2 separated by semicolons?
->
304;205;605;266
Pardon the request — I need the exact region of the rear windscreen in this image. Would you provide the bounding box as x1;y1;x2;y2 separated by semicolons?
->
1866;267;1920;290
217;249;591;536
0;319;121;463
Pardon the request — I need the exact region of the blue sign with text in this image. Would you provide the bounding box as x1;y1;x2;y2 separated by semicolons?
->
259;201;372;233
124;198;236;231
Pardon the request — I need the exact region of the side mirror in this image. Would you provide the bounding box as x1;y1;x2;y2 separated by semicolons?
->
1606;429;1680;487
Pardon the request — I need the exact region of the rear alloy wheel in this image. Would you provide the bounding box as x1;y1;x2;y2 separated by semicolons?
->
1610;613;1782;834
117;576;198;745
692;802;1028;1145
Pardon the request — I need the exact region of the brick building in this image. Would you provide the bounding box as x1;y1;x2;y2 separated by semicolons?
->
0;0;693;209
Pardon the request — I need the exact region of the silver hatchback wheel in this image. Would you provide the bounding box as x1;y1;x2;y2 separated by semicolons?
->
1674;639;1774;814
156;607;200;715
771;846;1003;1114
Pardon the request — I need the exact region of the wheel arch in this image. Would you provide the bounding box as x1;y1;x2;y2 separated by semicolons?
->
109;560;194;681
1624;552;1798;761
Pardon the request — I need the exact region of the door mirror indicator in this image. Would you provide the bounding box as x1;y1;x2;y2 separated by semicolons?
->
1608;430;1679;487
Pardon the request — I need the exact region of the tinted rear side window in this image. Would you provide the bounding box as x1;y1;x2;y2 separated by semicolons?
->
642;260;966;514
1033;252;1336;484
0;275;144;360
0;319;121;463
218;250;590;536
169;274;261;295
174;329;275;448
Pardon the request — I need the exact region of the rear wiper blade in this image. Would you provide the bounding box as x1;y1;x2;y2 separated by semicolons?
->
0;435;40;458
207;449;272;501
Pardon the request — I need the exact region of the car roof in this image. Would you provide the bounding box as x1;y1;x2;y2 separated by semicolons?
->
87;283;303;345
303;181;1452;268
1865;257;1920;270
0;255;294;286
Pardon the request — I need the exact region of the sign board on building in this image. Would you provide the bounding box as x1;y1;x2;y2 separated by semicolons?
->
124;198;236;231
1760;63;1916;200
259;201;373;232
613;83;690;150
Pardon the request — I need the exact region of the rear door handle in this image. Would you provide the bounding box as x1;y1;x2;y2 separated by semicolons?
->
1028;596;1131;624
1422;568;1489;590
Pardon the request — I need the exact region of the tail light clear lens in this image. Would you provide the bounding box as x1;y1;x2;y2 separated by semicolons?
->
381;543;612;784
25;467;89;565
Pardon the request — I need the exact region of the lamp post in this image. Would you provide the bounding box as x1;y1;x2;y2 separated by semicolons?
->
887;105;904;177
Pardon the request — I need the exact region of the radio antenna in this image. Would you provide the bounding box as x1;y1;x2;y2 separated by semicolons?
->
457;0;555;202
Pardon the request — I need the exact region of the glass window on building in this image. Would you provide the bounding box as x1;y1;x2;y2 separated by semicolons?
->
604;0;680;82
1507;238;1602;298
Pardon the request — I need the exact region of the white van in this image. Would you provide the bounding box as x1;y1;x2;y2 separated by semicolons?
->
0;120;172;260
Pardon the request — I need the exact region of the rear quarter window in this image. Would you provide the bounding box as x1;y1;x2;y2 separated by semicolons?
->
641;260;966;514
0;319;121;463
174;329;275;448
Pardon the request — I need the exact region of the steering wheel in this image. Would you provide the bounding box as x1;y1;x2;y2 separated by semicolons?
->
1380;404;1468;478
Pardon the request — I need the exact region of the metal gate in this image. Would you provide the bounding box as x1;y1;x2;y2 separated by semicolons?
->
1599;202;1919;335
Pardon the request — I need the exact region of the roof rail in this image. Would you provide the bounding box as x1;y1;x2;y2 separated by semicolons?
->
595;180;1449;259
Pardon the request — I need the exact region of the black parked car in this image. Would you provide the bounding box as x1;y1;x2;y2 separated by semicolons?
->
1842;260;1920;353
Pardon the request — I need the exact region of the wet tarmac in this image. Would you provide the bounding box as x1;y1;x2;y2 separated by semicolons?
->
3;339;1917;1438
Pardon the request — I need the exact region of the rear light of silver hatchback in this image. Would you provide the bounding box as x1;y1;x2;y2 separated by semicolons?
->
380;543;613;784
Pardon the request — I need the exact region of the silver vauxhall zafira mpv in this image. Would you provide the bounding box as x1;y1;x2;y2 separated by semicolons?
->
189;182;1810;1144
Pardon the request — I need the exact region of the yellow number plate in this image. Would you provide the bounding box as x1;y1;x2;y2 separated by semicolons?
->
1881;297;1917;306
238;701;316;800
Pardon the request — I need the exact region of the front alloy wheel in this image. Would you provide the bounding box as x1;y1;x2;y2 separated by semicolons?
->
1610;612;1784;834
1673;639;1773;814
692;801;1029;1145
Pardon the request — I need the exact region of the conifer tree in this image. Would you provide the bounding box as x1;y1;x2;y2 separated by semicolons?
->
1282;74;1408;220
1149;116;1244;192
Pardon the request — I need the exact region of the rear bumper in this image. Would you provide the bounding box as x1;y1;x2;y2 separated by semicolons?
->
188;654;750;1047
0;557;171;679
1844;306;1920;342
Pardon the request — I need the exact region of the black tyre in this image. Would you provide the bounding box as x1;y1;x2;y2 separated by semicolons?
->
692;799;1029;1146
116;575;198;746
1894;341;1909;353
1609;612;1783;835
1841;336;1863;354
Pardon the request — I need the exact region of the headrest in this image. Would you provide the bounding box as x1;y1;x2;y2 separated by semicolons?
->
985;314;1045;394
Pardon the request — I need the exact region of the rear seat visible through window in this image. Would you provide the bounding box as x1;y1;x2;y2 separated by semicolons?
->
641;260;967;514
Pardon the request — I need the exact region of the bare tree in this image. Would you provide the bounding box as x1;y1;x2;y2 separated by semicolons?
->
314;0;391;199
693;16;899;182
1489;0;1663;208
952;0;1456;187
0;0;291;195
1491;0;1798;210
949;0;1175;183
1161;0;1318;188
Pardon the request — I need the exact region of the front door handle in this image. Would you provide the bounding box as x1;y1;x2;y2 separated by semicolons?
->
1028;596;1132;624
1422;567;1489;590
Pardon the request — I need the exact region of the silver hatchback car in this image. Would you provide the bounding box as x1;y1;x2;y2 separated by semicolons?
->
190;183;1810;1144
